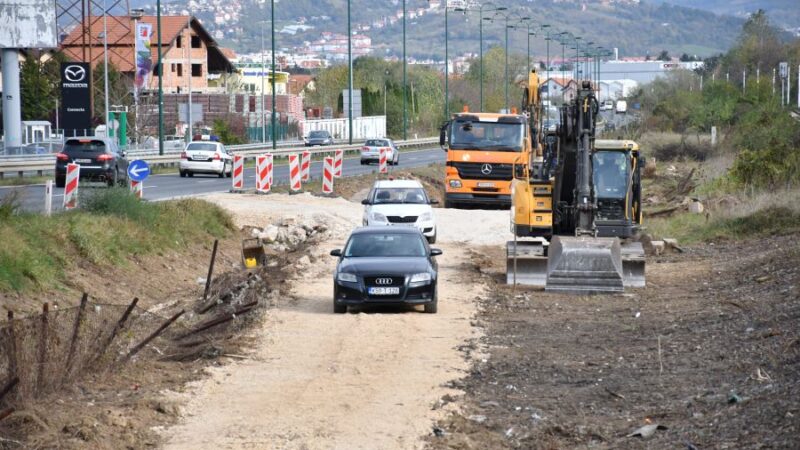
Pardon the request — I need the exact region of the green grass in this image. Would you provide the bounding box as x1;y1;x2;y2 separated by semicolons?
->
646;206;800;244
0;176;51;187
0;188;234;293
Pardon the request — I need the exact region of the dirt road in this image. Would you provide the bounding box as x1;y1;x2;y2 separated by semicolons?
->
163;193;511;449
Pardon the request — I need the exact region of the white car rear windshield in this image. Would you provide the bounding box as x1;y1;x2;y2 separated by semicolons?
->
365;139;389;147
344;233;427;257
187;143;218;151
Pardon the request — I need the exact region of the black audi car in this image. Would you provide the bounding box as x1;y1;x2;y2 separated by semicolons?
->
330;227;442;314
55;137;129;187
304;130;334;146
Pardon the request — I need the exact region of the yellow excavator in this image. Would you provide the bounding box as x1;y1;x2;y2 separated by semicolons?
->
507;72;645;293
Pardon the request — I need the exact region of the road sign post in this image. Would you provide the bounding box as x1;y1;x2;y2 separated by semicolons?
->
127;160;150;199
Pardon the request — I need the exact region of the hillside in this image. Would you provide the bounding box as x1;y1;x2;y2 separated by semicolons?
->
657;1;800;30
156;0;745;59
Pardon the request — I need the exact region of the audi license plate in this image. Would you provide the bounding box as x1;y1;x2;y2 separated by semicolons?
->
74;158;92;163
368;287;400;295
477;182;495;188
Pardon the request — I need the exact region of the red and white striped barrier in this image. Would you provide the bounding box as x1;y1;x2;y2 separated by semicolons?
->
231;155;244;190
289;154;302;191
379;147;388;174
333;149;343;177
130;180;143;199
301;150;311;182
256;154;273;193
322;156;334;194
63;163;80;209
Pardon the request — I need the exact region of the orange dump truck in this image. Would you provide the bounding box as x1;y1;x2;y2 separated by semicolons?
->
438;111;534;209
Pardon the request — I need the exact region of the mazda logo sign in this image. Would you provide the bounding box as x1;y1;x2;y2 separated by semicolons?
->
375;278;393;285
481;163;493;175
64;65;87;82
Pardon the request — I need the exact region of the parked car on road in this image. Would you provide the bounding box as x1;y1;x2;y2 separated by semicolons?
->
179;141;232;178
304;130;334;146
330;226;442;314
361;179;438;243
55;137;129;187
601;100;614;111
616;100;628;114
360;138;399;165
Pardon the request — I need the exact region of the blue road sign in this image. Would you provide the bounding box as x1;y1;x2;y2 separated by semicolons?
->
127;160;151;182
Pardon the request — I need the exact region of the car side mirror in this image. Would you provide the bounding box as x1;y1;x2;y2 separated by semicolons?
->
330;249;342;257
429;199;439;205
430;248;443;257
361;199;371;205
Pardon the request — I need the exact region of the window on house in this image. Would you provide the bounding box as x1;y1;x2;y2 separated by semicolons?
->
192;64;202;77
153;63;161;76
191;35;201;48
177;64;183;77
176;35;182;48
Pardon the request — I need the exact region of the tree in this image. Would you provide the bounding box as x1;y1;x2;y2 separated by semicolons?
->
92;61;132;123
657;50;671;61
20;56;56;121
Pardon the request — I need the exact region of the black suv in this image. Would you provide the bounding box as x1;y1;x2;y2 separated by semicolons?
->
330;227;442;314
55;138;129;187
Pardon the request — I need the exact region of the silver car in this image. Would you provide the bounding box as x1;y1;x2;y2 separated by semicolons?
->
360;138;399;165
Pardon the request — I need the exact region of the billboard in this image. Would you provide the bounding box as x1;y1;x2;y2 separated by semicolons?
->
134;23;153;94
60;62;93;135
0;0;57;48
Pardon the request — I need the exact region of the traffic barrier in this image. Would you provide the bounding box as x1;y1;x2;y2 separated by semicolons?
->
322;156;334;194
333;149;343;177
63;163;80;209
231;155;244;191
379;147;388;174
289;154;301;191
301;150;311;182
44;179;53;216
256;154;273;193
130;180;143;199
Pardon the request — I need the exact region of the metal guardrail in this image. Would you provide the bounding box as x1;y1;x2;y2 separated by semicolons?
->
0;138;439;178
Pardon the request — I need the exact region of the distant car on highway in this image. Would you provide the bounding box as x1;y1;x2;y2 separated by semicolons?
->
361;179;438;243
360;138;399;165
616;100;628;114
55;137;129;187
330;226;442;314
601;100;614;111
179;141;232;178
304;130;334;146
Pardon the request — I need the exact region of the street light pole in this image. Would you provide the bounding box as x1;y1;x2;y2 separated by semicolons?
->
187;12;193;143
473;4;505;112
102;0;110;137
347;0;353;144
541;24;551;82
402;0;407;139
271;0;276;149
260;21;266;143
445;5;449;121
157;0;164;155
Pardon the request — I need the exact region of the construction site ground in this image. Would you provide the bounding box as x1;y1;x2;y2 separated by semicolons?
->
1;163;798;449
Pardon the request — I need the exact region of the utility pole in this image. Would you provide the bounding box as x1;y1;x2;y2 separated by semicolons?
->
402;0;407;140
260;21;266;143
102;0;111;138
347;0;353;144
271;0;276;148
187;13;193;143
157;0;164;155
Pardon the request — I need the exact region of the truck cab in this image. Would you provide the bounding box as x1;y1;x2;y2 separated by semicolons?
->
440;112;530;209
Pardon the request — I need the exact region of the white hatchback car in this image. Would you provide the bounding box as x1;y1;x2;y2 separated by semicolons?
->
360;138;399;165
361;180;438;243
179;141;232;178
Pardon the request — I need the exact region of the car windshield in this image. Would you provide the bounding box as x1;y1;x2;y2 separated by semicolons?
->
344;233;427;257
64;140;107;152
186;143;218;151
373;187;428;204
450;121;524;152
593;151;629;199
310;131;329;138
365;139;388;147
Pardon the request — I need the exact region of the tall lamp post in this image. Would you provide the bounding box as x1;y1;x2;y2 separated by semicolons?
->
270;0;276;149
260;20;267;143
485;10;521;112
474;3;506;111
131;8;144;144
101;0;110;138
157;0;164;155
444;5;466;120
403;0;407;139
540;24;551;81
347;0;353;144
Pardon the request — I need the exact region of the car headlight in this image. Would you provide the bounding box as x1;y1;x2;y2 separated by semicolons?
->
371;212;388;222
449;180;462;188
337;272;357;283
419;212;433;222
409;272;432;286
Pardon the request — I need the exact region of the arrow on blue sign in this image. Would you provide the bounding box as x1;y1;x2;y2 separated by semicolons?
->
127;160;151;182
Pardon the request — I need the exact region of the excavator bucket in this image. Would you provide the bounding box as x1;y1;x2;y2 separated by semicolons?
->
506;237;645;293
546;236;624;294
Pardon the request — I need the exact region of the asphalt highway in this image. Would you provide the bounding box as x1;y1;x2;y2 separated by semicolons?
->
0;147;445;214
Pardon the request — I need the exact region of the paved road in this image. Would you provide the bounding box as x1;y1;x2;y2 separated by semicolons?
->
0;148;445;214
